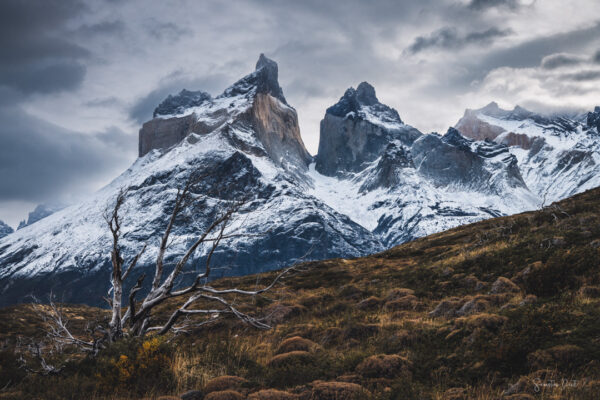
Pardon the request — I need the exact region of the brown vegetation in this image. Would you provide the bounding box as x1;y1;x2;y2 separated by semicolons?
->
1;187;600;399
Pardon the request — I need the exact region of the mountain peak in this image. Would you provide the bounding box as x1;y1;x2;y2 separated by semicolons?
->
476;101;511;118
326;82;400;123
255;53;276;71
316;83;418;176
510;105;534;119
588;106;600;131
356;81;378;105
442;127;471;149
219;53;287;105
0;220;13;239
252;53;287;105
484;101;499;109
153;89;212;118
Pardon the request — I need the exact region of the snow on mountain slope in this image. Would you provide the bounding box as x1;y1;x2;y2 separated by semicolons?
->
312;86;540;246
0;55;381;306
2;56;599;307
456;102;600;203
0;221;13;239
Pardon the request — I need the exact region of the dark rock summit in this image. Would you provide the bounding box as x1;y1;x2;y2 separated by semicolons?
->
0;221;13;239
315;82;420;176
221;53;288;105
153;89;211;118
325;82;401;122
254;53;287;105
587;106;600;132
139;54;311;170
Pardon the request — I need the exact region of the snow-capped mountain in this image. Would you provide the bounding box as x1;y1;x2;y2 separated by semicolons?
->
309;84;538;246
0;55;381;306
455;102;600;203
0;55;598;306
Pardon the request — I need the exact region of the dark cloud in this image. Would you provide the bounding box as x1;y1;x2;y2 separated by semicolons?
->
0;62;87;95
128;72;232;124
96;126;137;149
0;0;599;223
561;70;600;81
84;96;123;108
479;22;600;70
541;53;584;69
0;106;133;203
593;49;600;63
0;0;90;96
75;20;125;37
144;19;191;41
444;21;600;90
407;27;512;53
468;0;519;11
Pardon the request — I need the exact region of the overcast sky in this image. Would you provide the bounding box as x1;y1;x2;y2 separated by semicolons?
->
1;0;600;227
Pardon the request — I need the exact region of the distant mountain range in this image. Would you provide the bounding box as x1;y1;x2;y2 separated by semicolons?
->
1;54;599;306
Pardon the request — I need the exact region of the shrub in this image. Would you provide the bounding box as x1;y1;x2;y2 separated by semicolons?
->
355;354;411;379
247;388;298;399
429;297;465;318
204;390;245;400
311;381;370;400
265;351;330;388
546;344;587;369
268;351;315;368
342;323;379;340
95;337;174;395
276;336;318;354
204;375;247;394
384;295;422;311
357;296;382;310
385;288;415;301
489;277;520;294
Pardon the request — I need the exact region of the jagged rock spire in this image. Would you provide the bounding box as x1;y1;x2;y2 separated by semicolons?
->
316;82;419;176
153;89;211;118
254;53;287;105
355;82;378;105
587;106;600;132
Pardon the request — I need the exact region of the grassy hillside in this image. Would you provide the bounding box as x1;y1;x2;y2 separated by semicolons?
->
1;188;600;399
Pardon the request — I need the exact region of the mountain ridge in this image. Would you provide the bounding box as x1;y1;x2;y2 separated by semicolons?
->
1;55;599;307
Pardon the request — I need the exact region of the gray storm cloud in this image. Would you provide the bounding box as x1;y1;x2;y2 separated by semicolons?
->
1;0;600;226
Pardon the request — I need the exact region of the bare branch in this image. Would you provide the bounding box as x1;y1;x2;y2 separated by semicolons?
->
122;244;147;281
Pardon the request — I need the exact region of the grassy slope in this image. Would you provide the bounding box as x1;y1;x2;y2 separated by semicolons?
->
1;188;600;399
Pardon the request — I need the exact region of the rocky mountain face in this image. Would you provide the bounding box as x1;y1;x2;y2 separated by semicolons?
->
17;203;66;230
455;102;600;202
587;106;600;132
309;86;537;246
0;221;12;239
315;82;420;176
1;56;598;307
0;55;380;307
139;54;311;174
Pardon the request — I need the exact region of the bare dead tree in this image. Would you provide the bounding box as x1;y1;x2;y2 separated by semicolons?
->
103;188;147;341
29;170;298;356
64;172;294;344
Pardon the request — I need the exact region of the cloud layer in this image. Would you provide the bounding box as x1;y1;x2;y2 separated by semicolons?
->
1;0;600;226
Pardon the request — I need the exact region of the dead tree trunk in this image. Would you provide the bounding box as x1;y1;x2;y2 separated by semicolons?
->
38;172;296;352
104;189;146;342
106;172;293;338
